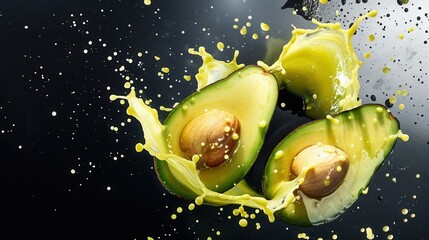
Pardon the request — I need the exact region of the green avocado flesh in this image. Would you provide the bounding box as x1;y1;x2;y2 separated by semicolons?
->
263;104;399;226
155;65;278;200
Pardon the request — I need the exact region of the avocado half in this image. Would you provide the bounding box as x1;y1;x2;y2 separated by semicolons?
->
155;65;278;200
263;104;400;226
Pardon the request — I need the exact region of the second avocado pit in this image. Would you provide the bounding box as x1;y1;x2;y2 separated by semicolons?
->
291;144;350;198
180;110;241;168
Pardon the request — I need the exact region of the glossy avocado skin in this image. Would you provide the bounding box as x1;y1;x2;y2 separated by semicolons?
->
155;65;279;201
263;104;400;226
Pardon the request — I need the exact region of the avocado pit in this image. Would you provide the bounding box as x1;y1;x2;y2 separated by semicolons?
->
291;144;349;198
180;110;241;168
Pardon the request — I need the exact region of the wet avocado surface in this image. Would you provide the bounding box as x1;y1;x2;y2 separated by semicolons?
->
263;104;399;226
155;65;279;199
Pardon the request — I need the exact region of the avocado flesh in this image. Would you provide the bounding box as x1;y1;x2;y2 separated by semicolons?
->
155;65;278;200
263;104;399;226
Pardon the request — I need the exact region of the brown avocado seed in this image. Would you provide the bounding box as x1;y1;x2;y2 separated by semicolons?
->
291;144;349;198
180;110;241;168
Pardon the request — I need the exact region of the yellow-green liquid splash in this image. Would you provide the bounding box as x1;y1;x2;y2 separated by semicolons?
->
110;10;397;225
110;89;311;222
258;10;378;119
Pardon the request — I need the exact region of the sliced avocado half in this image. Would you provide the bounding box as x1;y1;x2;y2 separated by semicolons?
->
156;65;278;200
263;104;399;226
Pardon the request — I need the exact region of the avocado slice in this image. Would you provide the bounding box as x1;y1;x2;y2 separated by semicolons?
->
263;104;400;226
156;65;278;200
